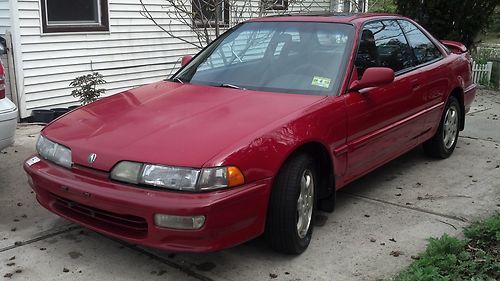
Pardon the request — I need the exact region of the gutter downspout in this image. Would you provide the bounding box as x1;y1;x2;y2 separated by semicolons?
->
9;0;26;119
5;31;20;120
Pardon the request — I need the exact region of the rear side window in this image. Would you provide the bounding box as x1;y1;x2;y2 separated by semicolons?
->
355;20;414;77
398;20;442;65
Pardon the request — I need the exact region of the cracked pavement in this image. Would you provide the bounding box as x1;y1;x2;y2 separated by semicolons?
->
1;90;499;281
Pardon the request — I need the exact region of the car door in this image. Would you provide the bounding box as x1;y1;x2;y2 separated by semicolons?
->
344;20;423;181
398;20;450;142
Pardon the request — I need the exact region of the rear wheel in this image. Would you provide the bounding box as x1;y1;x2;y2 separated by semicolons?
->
423;96;461;158
266;153;316;255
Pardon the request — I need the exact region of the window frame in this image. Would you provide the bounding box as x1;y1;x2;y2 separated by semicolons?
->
396;19;445;68
40;0;109;33
264;0;289;11
351;17;447;81
172;21;357;97
354;19;417;78
192;0;230;28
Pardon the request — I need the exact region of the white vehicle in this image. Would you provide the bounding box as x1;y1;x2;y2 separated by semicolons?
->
0;47;17;151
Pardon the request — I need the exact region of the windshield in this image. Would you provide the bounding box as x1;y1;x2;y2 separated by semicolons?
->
173;21;354;95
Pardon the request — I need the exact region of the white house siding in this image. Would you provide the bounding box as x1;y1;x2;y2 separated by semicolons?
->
0;0;11;101
0;0;8;36
17;0;201;117
17;0;337;118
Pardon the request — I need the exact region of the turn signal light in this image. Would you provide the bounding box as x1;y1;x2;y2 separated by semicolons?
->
227;166;245;187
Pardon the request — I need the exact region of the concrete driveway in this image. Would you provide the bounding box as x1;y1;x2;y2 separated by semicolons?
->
1;90;499;281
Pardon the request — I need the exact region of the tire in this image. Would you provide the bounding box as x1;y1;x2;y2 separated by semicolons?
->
266;153;316;255
423;96;461;159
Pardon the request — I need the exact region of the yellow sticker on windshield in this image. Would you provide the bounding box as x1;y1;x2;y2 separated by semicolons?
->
311;76;331;88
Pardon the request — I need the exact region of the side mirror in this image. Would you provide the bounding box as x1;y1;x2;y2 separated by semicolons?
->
349;67;394;92
181;55;192;67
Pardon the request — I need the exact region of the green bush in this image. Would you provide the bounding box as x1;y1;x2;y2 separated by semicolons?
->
392;215;500;281
395;1;498;49
464;215;500;247
70;72;106;105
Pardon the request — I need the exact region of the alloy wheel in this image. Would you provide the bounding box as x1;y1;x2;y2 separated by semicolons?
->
296;169;314;239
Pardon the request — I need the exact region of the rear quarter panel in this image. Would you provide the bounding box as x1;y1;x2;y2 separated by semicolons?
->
419;51;473;140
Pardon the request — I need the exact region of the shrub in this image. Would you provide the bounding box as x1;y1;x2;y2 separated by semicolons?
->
70;72;106;105
392;215;500;281
395;0;498;49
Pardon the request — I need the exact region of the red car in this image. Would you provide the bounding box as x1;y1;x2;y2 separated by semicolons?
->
24;13;475;254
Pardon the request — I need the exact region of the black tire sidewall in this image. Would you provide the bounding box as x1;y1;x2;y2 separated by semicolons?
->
266;153;317;254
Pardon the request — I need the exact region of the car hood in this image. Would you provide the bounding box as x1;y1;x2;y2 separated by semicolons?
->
43;81;325;171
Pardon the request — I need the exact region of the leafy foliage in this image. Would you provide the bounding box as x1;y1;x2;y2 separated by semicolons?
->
472;47;499;64
395;0;498;48
483;6;500;44
392;214;500;281
369;0;397;13
70;72;106;105
464;215;500;248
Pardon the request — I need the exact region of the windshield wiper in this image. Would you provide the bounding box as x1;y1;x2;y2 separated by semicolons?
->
218;83;246;90
171;77;184;84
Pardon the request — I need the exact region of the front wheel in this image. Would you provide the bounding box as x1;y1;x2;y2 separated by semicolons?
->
266;153;316;255
423;96;461;158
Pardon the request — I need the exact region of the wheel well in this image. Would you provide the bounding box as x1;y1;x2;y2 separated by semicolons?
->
285;142;335;211
450;87;466;131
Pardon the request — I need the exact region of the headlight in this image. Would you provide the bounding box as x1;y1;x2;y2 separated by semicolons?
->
141;164;200;191
110;161;245;192
36;135;72;168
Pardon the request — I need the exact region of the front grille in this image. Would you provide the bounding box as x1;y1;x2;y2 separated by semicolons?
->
51;193;148;239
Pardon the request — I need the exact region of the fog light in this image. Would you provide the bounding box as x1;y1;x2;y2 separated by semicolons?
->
154;214;205;230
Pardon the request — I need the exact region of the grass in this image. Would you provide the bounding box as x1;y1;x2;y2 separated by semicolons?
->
391;214;500;281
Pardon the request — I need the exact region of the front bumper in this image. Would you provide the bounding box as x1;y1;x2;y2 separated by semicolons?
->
24;157;271;252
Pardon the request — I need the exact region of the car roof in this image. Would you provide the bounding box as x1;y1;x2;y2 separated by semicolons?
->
248;12;403;25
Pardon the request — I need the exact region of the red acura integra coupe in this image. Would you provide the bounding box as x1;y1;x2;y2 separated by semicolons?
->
24;13;475;254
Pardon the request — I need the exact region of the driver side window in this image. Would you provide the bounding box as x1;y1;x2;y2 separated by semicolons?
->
355;20;415;78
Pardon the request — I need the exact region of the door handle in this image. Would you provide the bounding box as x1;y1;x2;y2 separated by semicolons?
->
411;79;422;91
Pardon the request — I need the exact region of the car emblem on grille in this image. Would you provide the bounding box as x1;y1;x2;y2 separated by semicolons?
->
88;153;97;164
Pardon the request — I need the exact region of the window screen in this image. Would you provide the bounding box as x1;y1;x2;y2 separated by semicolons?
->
46;0;99;24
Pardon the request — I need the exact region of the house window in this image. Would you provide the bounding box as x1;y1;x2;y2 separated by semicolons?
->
343;0;351;12
192;0;229;27
357;0;365;12
40;0;109;33
264;0;289;10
